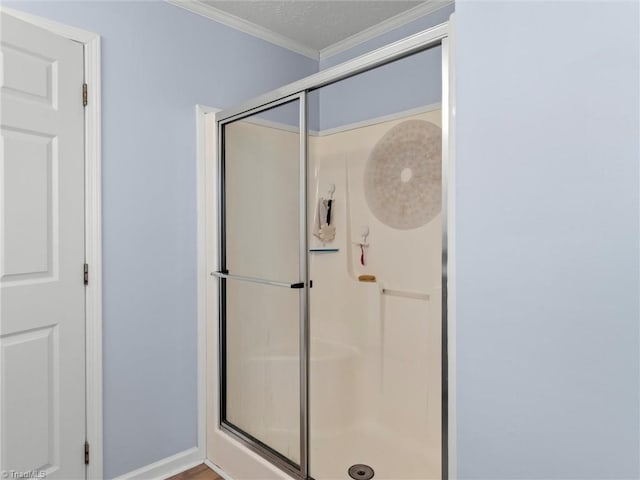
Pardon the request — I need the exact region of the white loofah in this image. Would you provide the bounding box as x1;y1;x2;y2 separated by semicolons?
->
318;223;336;243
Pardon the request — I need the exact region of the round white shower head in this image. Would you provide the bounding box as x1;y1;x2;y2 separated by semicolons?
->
364;119;442;230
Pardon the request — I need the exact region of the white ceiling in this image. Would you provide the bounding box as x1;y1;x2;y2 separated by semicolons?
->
170;0;451;59
203;1;424;51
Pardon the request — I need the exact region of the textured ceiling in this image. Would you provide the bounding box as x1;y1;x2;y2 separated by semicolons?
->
203;1;425;51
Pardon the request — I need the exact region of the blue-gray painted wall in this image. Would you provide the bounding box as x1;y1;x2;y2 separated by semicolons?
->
454;1;639;478
316;3;453;131
318;46;442;131
2;2;317;478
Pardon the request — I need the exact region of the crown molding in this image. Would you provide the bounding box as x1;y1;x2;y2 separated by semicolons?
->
167;0;453;64
318;0;454;61
167;0;319;60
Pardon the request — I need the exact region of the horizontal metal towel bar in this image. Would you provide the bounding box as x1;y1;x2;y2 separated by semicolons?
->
211;271;304;289
381;288;429;301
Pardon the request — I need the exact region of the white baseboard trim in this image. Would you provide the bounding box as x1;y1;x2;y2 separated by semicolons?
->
112;447;203;480
204;459;232;480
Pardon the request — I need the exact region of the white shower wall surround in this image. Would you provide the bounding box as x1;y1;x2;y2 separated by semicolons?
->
225;108;442;479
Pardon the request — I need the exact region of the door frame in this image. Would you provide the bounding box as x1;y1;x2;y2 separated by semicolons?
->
0;7;103;479
204;16;457;480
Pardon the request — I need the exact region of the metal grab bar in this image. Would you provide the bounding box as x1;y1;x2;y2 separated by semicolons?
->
381;288;429;301
210;271;304;289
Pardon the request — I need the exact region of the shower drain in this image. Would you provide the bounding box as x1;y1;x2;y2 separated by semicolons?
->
348;464;375;480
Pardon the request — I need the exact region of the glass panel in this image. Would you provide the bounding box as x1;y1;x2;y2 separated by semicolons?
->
224;100;300;282
308;46;443;479
225;280;300;464
221;99;302;466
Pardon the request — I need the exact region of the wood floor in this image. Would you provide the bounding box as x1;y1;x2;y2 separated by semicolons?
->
167;463;221;480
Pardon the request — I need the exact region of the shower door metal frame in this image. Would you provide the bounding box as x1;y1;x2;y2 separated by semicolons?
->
214;91;308;479
212;18;452;480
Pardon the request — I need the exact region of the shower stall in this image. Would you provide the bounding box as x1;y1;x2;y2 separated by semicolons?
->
206;20;452;480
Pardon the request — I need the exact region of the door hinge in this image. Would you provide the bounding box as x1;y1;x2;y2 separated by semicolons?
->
82;83;88;107
84;441;90;465
84;263;89;286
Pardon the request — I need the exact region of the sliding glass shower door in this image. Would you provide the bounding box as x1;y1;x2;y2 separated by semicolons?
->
212;22;449;480
216;96;308;475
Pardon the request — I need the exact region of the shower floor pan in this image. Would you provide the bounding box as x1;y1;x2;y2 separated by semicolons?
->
234;340;438;479
309;423;439;480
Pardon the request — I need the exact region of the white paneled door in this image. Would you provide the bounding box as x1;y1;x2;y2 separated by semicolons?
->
1;11;87;480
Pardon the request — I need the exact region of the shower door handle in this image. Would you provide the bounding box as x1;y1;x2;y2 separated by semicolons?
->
211;271;305;289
